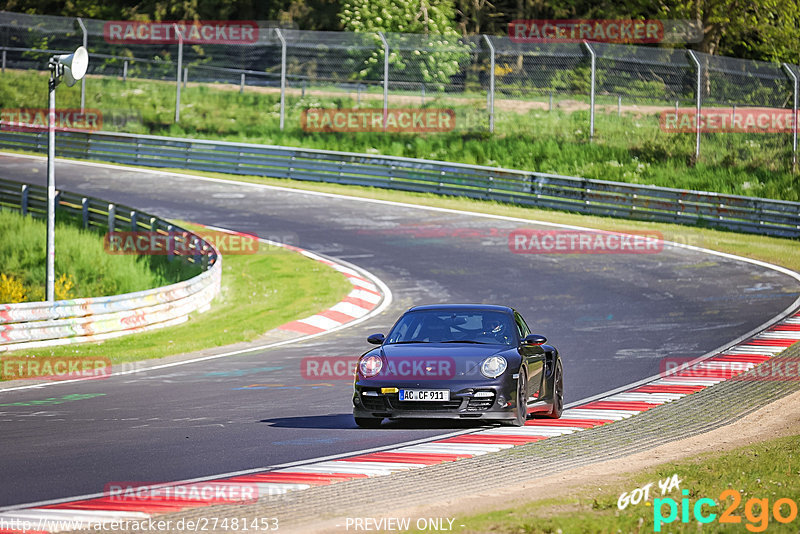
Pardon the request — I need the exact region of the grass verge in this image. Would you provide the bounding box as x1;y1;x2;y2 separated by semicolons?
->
446;433;800;533
3;219;353;366
0;209;189;301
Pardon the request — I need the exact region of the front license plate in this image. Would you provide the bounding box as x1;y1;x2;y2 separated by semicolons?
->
399;389;450;401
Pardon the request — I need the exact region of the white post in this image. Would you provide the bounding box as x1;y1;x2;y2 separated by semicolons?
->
174;24;183;123
275;29;287;131
783;63;798;171
76;17;87;113
687;50;702;161
46;63;57;302
583;41;596;141
240;72;245;94
483;35;495;133
379;32;389;130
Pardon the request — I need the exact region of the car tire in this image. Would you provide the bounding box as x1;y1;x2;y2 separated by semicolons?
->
541;364;563;419
354;416;383;428
510;372;528;427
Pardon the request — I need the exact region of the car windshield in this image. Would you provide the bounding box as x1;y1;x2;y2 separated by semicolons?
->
385;310;515;346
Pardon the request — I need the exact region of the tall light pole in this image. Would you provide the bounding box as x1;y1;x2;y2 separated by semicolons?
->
46;46;88;302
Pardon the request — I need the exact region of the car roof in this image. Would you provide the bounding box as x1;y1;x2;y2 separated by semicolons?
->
406;304;515;314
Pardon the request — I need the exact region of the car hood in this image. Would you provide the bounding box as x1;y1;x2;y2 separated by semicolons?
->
375;342;517;377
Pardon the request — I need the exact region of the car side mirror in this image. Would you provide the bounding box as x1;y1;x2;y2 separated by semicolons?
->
522;334;547;346
367;333;385;345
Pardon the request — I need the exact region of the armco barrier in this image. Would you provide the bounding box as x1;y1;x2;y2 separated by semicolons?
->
1;129;799;238
0;177;221;352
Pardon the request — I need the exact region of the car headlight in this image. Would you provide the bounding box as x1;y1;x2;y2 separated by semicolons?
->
480;356;507;378
359;355;383;378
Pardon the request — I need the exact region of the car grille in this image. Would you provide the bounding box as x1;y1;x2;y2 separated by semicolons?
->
360;395;388;411
466;393;495;411
386;396;463;411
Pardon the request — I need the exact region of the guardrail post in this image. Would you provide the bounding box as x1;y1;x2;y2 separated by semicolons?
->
20;184;28;216
582;41;596;141
130;210;137;231
81;197;89;228
687;50;702;163
378;32;389;131
173;24;183;123
782;63;798;172
483;35;495;133
166;224;174;262
275;29;287;131
76;18;87;113
107;203;116;232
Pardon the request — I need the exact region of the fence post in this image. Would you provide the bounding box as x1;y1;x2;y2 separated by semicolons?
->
782;63;798;172
275;29;287;131
123;59;128;81
687;50;702;163
183;67;188;88
81;197;89;228
483;35;495;133
240;72;245;94
582;41;596;141
173;24;183;123
20;184;28;216
378;32;389;131
76;17;87;113
1;49;5;73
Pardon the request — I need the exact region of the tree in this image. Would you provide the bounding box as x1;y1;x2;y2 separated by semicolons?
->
339;0;471;88
659;0;800;63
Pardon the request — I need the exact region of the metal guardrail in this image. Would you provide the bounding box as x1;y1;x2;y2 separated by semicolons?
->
0;177;222;352
1;129;798;238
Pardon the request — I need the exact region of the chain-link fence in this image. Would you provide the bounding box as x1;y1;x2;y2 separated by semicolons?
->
0;11;797;172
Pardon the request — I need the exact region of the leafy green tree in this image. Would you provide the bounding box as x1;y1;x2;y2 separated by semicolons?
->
339;0;471;88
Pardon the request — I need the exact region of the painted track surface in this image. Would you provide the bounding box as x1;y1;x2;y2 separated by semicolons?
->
0;154;798;509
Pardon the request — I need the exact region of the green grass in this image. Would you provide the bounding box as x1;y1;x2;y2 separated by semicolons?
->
20;239;353;364
446;433;800;533
2;69;797;202
0;209;189;300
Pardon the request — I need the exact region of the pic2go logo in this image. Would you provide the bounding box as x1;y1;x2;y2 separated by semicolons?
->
654;489;799;532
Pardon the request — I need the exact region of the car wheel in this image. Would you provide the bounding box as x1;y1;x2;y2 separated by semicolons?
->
542;364;563;419
354;416;383;428
511;371;527;427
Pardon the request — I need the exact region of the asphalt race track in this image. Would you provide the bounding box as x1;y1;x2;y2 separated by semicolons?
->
1;154;798;507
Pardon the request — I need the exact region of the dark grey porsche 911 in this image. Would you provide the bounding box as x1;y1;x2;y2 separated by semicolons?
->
352;304;563;428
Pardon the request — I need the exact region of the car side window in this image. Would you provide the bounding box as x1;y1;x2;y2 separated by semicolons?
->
515;313;531;339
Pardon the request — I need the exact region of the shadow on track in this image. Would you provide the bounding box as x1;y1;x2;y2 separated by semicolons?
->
261;414;496;431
